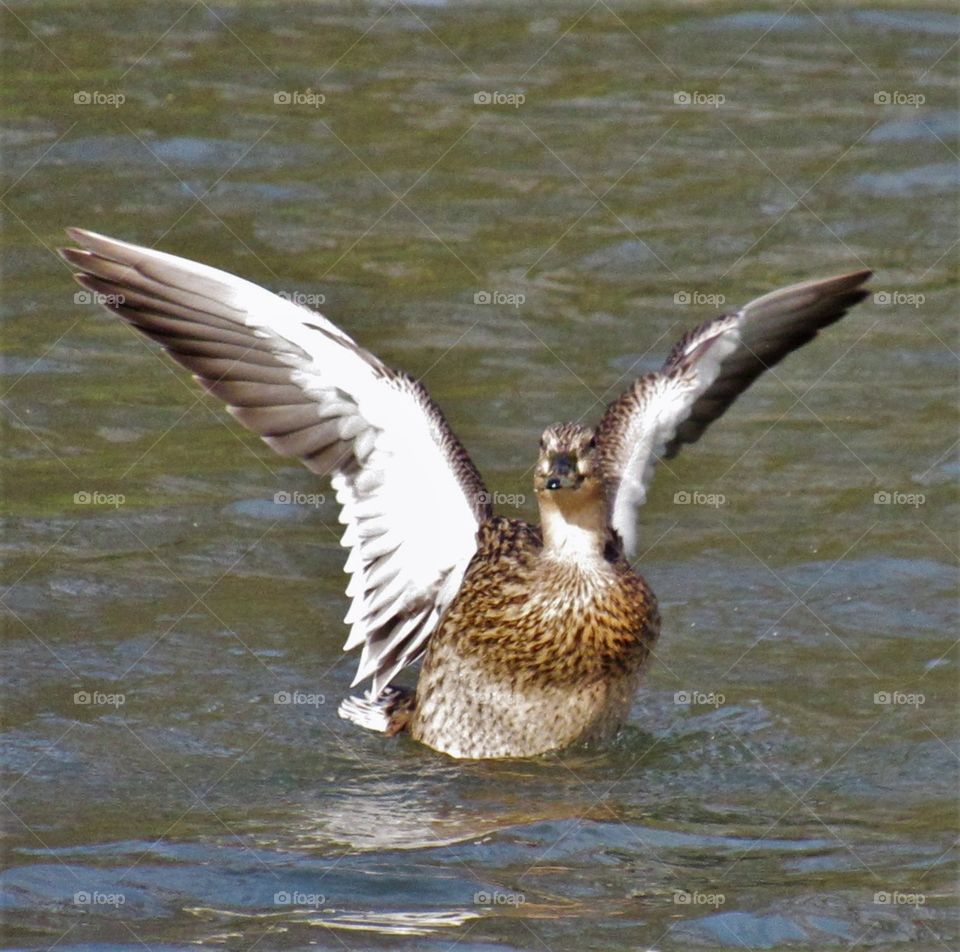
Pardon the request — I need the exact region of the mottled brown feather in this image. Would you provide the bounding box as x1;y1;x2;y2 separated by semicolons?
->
409;517;660;758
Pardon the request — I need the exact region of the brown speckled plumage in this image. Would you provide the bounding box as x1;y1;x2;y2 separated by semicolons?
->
410;516;659;758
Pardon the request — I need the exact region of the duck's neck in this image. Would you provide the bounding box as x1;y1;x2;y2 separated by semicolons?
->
537;483;610;564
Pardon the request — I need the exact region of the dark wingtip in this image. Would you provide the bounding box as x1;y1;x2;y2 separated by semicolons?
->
839;269;873;293
811;268;873;297
58;246;89;267
59;228;94;264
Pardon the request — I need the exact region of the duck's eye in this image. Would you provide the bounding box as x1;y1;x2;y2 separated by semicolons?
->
587;436;597;450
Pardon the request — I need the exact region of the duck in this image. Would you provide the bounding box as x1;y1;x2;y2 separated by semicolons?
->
60;228;871;759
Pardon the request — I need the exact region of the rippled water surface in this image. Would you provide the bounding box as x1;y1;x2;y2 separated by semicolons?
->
2;2;958;950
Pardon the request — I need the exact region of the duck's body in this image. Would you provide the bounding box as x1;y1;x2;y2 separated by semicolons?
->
411;516;658;758
61;228;871;759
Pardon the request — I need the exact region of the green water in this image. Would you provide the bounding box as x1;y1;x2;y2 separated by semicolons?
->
2;2;957;949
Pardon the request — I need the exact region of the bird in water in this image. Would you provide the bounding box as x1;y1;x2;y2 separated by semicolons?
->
61;229;871;759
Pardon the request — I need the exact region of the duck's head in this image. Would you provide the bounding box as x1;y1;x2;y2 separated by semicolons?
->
534;423;609;558
534;422;601;494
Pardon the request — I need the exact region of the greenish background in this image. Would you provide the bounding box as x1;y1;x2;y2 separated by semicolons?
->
1;2;957;950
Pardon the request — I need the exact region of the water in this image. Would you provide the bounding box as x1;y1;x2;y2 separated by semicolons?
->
2;2;957;949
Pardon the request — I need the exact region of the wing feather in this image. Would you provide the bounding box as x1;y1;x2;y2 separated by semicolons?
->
62;228;491;694
597;270;872;555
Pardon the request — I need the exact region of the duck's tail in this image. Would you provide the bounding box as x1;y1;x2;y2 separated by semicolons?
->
337;685;415;736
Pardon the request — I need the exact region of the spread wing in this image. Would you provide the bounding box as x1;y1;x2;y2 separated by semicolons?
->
61;228;491;694
596;270;872;555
